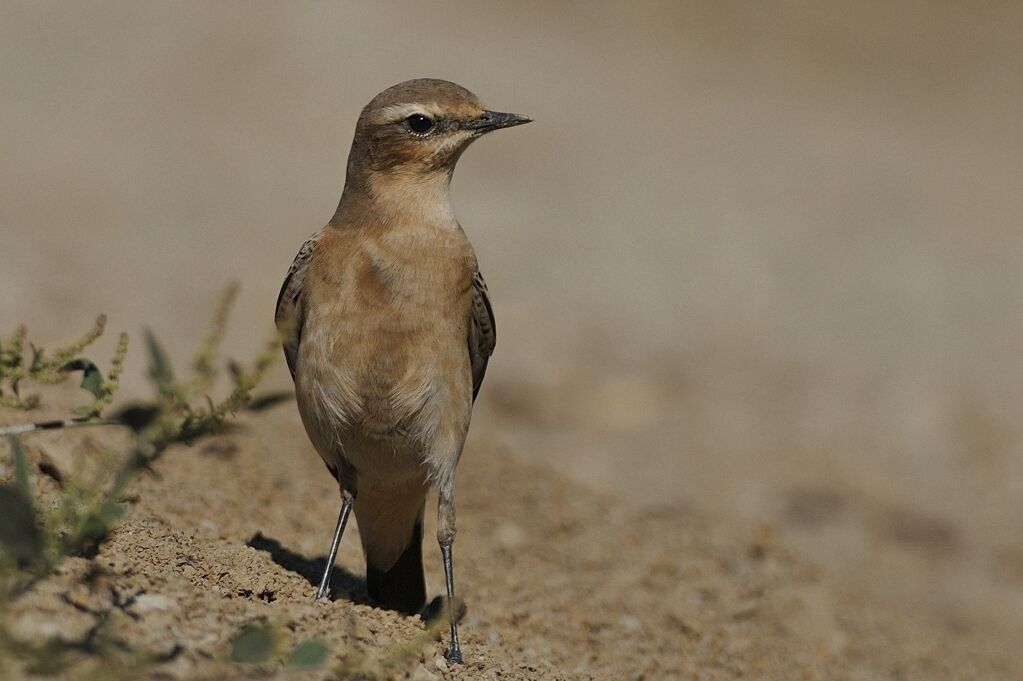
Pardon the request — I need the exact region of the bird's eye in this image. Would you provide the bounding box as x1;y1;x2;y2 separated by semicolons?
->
406;114;434;134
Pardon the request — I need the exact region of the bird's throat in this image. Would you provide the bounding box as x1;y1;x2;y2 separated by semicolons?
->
339;168;457;229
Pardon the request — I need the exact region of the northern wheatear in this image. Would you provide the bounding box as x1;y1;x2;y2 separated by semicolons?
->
275;79;529;663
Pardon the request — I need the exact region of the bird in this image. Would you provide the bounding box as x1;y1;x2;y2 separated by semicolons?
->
274;78;530;663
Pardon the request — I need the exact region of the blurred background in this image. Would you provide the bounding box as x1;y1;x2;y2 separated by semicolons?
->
2;0;1021;656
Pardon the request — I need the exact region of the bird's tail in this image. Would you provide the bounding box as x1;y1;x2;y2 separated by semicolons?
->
356;486;427;615
365;517;426;614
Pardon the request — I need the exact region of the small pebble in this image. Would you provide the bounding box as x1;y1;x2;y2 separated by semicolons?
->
130;593;176;614
620;614;642;633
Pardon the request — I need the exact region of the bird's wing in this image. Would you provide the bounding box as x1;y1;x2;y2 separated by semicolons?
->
275;231;322;378
469;268;496;402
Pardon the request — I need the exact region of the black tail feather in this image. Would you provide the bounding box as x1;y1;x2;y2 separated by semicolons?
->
365;520;426;615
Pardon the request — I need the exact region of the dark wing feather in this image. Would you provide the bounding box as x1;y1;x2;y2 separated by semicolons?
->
469;269;496;402
275;232;321;378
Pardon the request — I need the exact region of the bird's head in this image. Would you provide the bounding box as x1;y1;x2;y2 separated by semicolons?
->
346;79;531;181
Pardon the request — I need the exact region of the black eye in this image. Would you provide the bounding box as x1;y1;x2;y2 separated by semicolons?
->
406;114;434;134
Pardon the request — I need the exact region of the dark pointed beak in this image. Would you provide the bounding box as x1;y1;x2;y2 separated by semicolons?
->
471;110;533;133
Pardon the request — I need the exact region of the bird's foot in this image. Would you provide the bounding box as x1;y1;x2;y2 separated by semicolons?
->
444;647;463;665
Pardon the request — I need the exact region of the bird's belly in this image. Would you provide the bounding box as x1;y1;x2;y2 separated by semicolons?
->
330;425;428;485
295;321;470;483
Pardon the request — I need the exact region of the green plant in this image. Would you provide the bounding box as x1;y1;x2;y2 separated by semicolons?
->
0;316;125;414
227;622;329;671
286;639;329;670
0;285;291;678
2;286;289;576
221;606;454;678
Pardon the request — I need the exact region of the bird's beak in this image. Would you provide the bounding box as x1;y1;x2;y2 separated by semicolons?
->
471;110;533;133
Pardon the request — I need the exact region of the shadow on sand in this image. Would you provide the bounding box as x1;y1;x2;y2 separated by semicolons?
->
247;532;372;606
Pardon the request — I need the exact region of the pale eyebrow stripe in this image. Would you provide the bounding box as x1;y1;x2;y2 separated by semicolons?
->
371;102;446;125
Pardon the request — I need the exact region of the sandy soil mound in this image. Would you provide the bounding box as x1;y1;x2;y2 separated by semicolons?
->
2;402;1018;680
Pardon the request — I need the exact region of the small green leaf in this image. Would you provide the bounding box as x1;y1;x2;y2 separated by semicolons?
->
7;434;30;495
73;405;96;418
97;498;123;524
227;360;243;386
28;343;43;371
0;485;42;566
62;497;124;557
63;358;105;399
285;639;328;669
230;624;276;665
86;499;123;535
143;329;175;394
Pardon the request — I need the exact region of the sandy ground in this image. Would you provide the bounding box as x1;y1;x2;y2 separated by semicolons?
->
3;400;1020;680
3;1;1023;678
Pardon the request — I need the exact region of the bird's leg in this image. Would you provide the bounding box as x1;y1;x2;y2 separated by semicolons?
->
440;541;462;663
437;489;463;663
315;490;354;601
